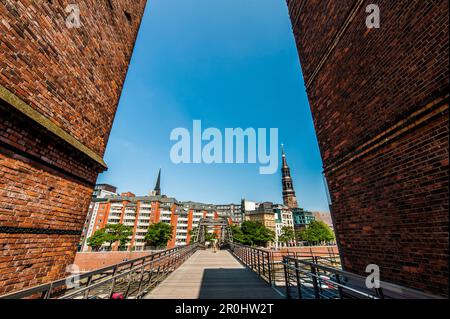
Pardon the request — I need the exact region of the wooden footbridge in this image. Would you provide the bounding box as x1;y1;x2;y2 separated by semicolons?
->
0;218;439;299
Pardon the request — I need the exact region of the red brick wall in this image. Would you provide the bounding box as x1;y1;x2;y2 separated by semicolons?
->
0;151;93;230
0;233;79;295
73;251;159;272
268;246;339;262
0;0;146;295
286;0;449;296
0;0;147;155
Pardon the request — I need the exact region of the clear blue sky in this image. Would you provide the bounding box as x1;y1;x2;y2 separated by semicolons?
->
97;0;330;212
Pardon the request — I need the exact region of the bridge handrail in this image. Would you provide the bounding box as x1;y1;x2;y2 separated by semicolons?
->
0;243;202;299
229;243;273;285
282;255;444;299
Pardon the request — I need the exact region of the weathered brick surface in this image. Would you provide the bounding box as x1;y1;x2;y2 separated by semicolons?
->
0;233;79;295
291;0;449;165
0;101;100;184
330;113;449;296
73;251;159;272
288;0;356;84
0;0;147;295
268;246;340;262
287;0;449;296
0;150;93;230
0;0;147;156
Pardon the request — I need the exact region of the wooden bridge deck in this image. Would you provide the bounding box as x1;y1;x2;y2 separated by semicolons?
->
145;249;283;299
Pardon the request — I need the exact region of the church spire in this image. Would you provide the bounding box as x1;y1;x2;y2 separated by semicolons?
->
281;145;298;209
154;168;161;196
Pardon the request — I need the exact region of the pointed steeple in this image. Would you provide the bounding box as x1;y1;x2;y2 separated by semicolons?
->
154;168;161;196
281;143;288;166
281;145;298;209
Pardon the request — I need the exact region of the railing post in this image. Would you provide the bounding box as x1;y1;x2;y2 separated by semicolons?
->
147;261;154;288
375;287;385;299
109;265;119;298
137;262;146;296
83;275;93;299
335;274;343;299
294;259;302;299
257;251;261;275
310;265;320;299
124;262;136;298
283;257;291;299
43;283;53;299
267;252;272;286
262;252;266;277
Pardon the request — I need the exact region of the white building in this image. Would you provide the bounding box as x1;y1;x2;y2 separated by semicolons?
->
274;204;295;247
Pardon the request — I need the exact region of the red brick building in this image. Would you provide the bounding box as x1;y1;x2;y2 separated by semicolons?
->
81;195;221;251
0;1;147;295
286;0;448;296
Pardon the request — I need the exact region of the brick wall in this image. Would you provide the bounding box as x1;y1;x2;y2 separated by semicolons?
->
268;245;339;262
286;0;448;296
0;0;147;155
0;0;147;295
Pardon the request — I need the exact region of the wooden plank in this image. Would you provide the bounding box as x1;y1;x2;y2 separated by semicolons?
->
145;250;283;299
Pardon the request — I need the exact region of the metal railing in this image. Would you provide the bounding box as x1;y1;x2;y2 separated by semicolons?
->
270;250;341;290
0;243;203;299
282;256;443;299
229;243;273;285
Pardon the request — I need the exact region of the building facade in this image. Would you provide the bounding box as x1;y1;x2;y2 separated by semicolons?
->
286;0;448;296
92;184;118;199
273;204;295;247
292;208;315;230
215;203;242;224
0;1;147;295
313;211;334;231
80;184;119;250
81;192;224;251
245;202;277;234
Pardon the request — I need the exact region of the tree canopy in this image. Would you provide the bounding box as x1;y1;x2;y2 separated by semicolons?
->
188;227;198;242
104;223;133;250
297;221;335;245
145;222;173;248
231;221;275;247
279;226;295;244
87;228;107;251
204;231;217;243
86;223;133;251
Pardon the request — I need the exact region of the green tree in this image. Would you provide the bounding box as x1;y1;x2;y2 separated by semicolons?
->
87;228;107;251
104;223;133;250
294;229;303;243
204;231;217;243
232;221;275;247
188;227;198;242
230;224;246;244
145;222;173;248
279;226;295;245
298;221;335;245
